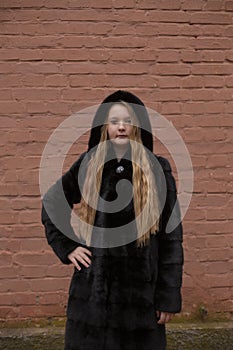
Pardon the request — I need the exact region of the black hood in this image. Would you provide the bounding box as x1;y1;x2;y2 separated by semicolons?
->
88;90;153;152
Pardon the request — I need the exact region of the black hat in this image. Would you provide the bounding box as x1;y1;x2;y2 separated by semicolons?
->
88;90;153;152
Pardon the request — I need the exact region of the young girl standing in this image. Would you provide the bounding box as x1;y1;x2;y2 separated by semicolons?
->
42;90;183;350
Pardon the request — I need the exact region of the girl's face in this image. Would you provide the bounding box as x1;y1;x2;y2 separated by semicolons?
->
106;103;134;149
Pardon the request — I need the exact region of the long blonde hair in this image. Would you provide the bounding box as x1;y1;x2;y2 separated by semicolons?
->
78;101;160;247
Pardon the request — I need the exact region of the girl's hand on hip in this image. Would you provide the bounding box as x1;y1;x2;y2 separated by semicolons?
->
68;247;92;270
156;310;174;324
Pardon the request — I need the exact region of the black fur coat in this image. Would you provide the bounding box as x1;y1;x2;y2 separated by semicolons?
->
41;90;183;350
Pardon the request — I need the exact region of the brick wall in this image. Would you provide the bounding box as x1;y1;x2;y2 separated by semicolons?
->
0;0;232;322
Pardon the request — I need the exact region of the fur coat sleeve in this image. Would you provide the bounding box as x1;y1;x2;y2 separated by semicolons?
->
154;156;184;314
41;152;87;264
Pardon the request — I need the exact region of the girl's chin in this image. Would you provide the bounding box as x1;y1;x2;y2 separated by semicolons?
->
111;139;130;147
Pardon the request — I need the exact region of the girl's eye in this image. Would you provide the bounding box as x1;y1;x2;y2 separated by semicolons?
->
109;119;132;125
125;119;132;124
110;120;118;125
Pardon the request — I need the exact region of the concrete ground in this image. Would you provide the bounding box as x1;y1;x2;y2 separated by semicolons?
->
0;322;233;349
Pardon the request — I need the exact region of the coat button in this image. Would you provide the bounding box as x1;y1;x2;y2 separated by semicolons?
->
116;165;124;174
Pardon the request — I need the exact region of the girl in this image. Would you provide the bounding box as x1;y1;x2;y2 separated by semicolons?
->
42;90;183;350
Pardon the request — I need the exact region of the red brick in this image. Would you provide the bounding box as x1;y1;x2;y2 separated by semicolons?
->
106;63;148;75
102;36;146;48
19;266;47;278
146;10;190;23
0;294;14;305
226;51;233;61
42;0;71;8
182;102;216;114
190;155;207;167
0;266;19;279
209;287;232;301
199;24;227;36
0;62;16;73
205;208;231;221
2;35;60;48
12;88;60;101
0;89;13;100
190;12;232;24
46;265;72;277
225;102;233;113
191;88;232;102
0;279;31;293
61;62;105;74
156;23;189;36
18;304;65;318
59;35;102;48
156;0;181;10
204;1;225;11
181;0;205;10
44;75;68;87
112;0;135;8
0;75;22;87
62;88;106;101
0;211;19;225
192;64;232;75
160;102;182;114
204;274;233;288
204;76;225;88
0;0;21;8
156;76;182;88
206;154;229;168
157;50;179;62
225;1;233;11
192;194;229;207
193;38;232;49
0;48;19;60
0;9;14;21
46;101;70;115
184;209;206;221
14;292;37;305
195;248;232;262
182;76;204;88
201;51;225;62
19;238;47;251
0;306;18;319
10;225;44;239
16;62;59;74
206;180;228;193
30;278;70;292
88;49;112;61
13;252;57;266
39;292;65;305
185;262;205;276
43;48;89;61
0;237;21;253
17;144;45;157
225;26;233;36
149;37;195;49
26;102;48;113
150;63;190;75
181;50;201;62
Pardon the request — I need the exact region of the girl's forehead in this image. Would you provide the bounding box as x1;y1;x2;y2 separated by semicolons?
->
107;103;131;118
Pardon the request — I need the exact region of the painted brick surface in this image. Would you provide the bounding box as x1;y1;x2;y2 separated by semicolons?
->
0;0;232;321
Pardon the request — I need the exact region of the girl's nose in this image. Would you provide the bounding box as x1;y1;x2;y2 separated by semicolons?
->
118;121;126;130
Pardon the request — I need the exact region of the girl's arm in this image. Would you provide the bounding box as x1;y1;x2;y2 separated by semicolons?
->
154;156;184;314
41;153;87;264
